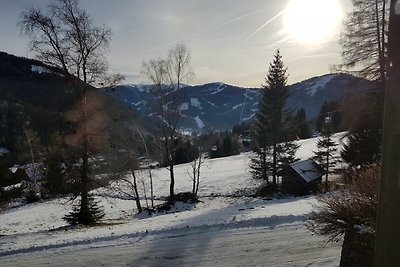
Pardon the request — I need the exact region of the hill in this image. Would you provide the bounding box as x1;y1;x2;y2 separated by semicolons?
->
0;51;153;154
0;133;345;265
108;74;373;132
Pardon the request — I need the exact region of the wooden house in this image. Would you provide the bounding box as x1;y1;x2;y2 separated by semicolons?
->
281;159;325;195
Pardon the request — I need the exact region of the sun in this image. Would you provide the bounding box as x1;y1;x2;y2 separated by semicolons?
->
283;0;343;45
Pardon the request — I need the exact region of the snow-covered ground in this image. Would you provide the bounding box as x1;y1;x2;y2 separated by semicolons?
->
0;133;346;266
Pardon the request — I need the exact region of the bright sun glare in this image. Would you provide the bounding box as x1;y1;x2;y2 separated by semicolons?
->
283;0;343;45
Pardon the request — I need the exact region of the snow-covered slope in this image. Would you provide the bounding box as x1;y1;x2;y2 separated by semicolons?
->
0;133;346;265
107;74;371;131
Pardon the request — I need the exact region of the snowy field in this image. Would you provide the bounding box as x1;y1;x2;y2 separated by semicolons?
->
0;133;346;266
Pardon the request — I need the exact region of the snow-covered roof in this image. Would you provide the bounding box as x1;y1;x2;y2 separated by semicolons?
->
289;159;323;183
9;163;43;181
0;147;9;156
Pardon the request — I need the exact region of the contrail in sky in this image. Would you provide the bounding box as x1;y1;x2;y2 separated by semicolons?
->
142;8;269;54
244;9;286;43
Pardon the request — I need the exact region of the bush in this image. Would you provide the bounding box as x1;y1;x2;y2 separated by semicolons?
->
25;190;41;204
308;164;380;266
173;192;199;203
0;187;23;204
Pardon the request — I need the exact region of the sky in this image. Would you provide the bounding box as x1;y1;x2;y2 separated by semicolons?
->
0;0;353;87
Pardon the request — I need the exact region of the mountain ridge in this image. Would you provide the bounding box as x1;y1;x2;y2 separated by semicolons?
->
108;73;372;132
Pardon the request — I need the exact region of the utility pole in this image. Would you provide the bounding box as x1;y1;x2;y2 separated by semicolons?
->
374;0;400;266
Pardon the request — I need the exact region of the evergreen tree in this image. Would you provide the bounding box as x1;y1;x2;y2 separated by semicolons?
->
295;109;312;139
43;133;68;196
341;90;383;168
316;101;341;133
336;0;386;169
341;128;381;168
250;50;298;186
313;118;339;181
63;195;105;225
278;141;299;167
209;133;240;159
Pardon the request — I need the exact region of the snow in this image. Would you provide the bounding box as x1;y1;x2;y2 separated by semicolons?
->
179;102;189;111
0;147;9;156
31;65;54;74
305;74;337;97
210;83;225;95
30;65;63;76
9;165;19;173
194;116;205;129
232;103;243;110
190;98;202;109
0;133;346;265
207;101;217;108
241;112;256;121
289;159;323;182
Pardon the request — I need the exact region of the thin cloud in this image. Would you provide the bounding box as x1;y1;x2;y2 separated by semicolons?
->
244;9;286;43
142;8;269;54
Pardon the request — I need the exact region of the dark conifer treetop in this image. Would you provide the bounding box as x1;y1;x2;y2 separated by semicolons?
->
264;50;288;91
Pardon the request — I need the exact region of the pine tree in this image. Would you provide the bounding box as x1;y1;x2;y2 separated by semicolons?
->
278;141;299;168
336;0;386;169
63;195;105;225
250;50;298;186
313;119;339;181
341;128;381;168
295;109;312;139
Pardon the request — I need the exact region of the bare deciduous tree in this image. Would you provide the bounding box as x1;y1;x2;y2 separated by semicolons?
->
141;43;193;204
188;147;206;197
167;43;194;89
20;0;113;85
19;0;122;224
333;0;388;84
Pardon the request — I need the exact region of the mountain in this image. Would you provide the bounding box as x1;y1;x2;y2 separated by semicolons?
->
0;51;153;153
108;73;373;132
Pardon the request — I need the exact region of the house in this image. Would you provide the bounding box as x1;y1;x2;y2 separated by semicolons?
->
281;159;325;195
8;164;43;190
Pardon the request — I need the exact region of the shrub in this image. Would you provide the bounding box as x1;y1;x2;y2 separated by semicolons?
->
25;190;41;204
308;164;380;266
0;187;23;204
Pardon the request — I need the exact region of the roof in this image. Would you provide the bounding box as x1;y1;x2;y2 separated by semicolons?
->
0;147;9;156
288;159;324;183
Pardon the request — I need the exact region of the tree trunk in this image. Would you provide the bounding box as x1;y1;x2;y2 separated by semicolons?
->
131;170;142;213
326;147;329;182
340;230;374;267
192;161;196;194
148;168;154;208
80;142;90;224
80;91;90;225
195;157;201;196
272;144;277;186
169;162;175;203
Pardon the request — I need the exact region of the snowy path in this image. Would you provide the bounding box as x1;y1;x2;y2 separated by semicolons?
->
0;223;341;267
